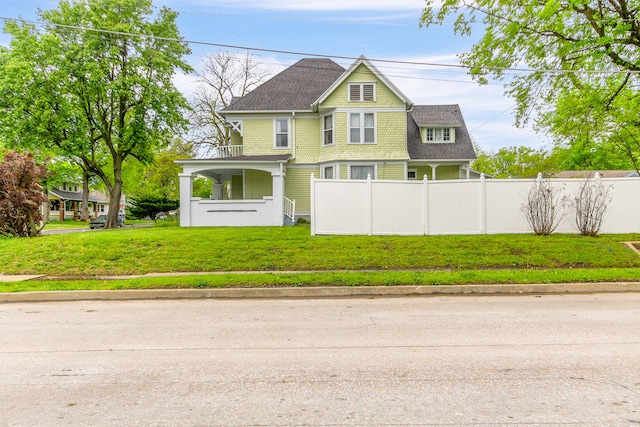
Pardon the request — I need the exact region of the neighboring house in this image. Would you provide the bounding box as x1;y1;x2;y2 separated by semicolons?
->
48;182;110;221
176;56;477;227
554;170;639;178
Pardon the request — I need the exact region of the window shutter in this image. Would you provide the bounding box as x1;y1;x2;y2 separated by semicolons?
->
349;84;361;102
363;84;374;101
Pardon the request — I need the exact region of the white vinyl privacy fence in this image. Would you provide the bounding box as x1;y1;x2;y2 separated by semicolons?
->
310;174;640;235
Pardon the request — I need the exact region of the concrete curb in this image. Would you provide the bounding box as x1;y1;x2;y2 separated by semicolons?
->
2;282;640;303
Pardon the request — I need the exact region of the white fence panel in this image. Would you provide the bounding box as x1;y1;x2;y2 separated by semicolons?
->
485;179;532;234
310;175;640;236
428;179;483;235
313;179;369;235
594;178;640;233
371;180;425;235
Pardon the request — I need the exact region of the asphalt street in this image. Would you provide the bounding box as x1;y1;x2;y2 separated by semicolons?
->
1;293;639;426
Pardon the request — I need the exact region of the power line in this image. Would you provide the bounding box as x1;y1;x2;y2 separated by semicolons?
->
0;15;635;76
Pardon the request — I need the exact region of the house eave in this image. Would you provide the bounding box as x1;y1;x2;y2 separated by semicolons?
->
219;109;314;116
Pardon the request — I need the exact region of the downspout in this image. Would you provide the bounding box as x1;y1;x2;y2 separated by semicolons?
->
405;103;414;174
291;112;296;160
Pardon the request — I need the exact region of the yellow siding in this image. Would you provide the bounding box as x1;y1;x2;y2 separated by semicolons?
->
322;64;405;108
377;163;405;180
243;118;293;156
408;165;461;180
436;166;460;180
284;167;319;213
244;170;272;198
318;111;408;162
231;175;243;200
292;117;321;164
230;132;242;146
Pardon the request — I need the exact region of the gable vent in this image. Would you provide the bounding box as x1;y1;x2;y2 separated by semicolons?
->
350;84;361;102
363;84;374;101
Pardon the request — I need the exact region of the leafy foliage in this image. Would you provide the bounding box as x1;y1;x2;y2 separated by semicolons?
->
420;0;640;172
0;151;48;237
473;146;557;178
0;0;192;228
128;195;179;221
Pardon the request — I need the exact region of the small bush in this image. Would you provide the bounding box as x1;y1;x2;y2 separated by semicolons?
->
574;174;611;237
521;174;569;235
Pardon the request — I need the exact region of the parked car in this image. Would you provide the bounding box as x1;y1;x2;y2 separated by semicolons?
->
89;214;124;229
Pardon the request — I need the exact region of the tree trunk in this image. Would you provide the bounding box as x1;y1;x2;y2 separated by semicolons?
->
82;169;90;221
105;155;123;229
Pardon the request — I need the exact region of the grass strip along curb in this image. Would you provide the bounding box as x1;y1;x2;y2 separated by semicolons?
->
2;268;640;293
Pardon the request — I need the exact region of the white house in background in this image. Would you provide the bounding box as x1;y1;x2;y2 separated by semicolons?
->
47;182;110;220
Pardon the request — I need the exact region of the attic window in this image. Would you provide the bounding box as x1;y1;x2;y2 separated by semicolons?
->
349;83;376;102
424;127;455;143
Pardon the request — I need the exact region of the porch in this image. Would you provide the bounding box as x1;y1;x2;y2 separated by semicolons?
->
176;155;293;227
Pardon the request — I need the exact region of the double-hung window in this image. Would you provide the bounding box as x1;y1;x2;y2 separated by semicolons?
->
350;165;375;180
323;115;334;146
274;119;290;148
349;112;375;144
349;83;375;102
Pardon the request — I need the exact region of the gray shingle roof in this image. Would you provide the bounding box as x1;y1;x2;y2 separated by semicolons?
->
411;105;463;127
49;188;108;203
407;105;477;161
221;58;346;112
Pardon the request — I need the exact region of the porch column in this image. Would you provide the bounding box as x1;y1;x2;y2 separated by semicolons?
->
178;173;193;227
428;164;439;181
271;165;285;226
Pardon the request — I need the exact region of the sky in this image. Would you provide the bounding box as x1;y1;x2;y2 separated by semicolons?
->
0;0;550;152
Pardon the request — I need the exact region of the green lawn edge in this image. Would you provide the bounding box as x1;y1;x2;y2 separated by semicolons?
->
3;268;640;293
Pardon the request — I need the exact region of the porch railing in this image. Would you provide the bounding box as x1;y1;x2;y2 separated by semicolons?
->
284;197;296;223
211;145;243;158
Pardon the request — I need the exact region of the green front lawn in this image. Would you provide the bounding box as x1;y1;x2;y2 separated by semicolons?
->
1;226;639;278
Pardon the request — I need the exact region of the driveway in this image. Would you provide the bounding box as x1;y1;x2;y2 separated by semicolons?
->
1;294;639;425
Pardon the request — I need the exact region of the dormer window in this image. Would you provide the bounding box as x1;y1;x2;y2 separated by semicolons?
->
424;127;455;143
349;83;375;102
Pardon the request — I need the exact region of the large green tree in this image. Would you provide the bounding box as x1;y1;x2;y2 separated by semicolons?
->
473;146;558;178
421;0;640;172
0;0;191;228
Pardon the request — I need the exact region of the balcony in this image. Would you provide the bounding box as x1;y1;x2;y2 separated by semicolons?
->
210;145;243;158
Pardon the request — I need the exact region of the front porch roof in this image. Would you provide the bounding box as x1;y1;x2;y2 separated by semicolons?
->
176;155;291;178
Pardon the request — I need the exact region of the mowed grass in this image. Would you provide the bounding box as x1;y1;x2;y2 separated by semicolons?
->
1;225;640;278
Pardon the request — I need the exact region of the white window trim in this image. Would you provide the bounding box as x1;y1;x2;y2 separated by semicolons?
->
407;169;418;180
273;118;290;149
423;127;455;143
348;82;376;102
348;164;377;180
348;111;377;144
321;165;335;179
322;114;334;146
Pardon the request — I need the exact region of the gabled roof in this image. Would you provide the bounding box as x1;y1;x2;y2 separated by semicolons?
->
220;58;345;113
49;188;108;203
407;105;476;161
313;55;412;109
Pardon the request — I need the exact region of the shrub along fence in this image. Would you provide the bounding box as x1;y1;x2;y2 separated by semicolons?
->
309;174;640;236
